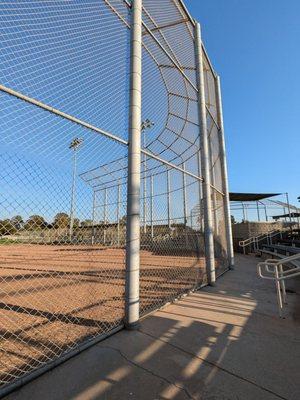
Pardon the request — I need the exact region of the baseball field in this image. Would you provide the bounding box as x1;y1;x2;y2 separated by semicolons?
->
0;243;206;386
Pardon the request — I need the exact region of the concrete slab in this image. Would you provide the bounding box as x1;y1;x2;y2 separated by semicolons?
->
3;254;300;400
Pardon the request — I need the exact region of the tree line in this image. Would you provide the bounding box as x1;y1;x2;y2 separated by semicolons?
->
0;213;94;236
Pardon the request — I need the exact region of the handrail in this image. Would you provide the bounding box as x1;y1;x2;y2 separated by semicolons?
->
257;253;300;317
239;229;283;248
239;227;292;253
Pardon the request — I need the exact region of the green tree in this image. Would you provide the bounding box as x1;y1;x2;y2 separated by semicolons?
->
53;213;70;228
24;215;47;230
11;215;24;230
81;219;93;227
73;218;80;228
0;219;18;235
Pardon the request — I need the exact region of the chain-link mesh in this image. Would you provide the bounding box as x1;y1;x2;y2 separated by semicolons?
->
0;0;130;389
137;0;208;312
0;0;231;393
139;156;206;315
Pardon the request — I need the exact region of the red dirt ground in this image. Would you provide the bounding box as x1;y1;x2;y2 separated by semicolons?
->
0;243;206;387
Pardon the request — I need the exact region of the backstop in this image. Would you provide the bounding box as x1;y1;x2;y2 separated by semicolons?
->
0;0;233;394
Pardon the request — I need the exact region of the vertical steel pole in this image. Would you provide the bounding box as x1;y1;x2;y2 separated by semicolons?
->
216;76;234;269
125;0;142;329
182;162;189;247
245;204;249;222
256;201;260;222
69;149;77;241
117;182;121;246
242;202;246;221
92;191;96;245
286;192;292;225
194;22;216;285
103;188;107;245
182;163;188;225
208;134;218;234
167;168;171;229
264;205;268;222
150;174;154;238
197;151;203;232
143;133;147;233
283;207;287;222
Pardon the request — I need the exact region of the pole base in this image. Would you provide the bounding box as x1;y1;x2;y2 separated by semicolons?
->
124;321;140;330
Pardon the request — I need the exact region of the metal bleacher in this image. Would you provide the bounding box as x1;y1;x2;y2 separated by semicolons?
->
239;227;300;265
257;229;300;270
260;244;300;256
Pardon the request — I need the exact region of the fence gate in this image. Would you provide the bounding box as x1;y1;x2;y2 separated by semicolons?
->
0;0;233;395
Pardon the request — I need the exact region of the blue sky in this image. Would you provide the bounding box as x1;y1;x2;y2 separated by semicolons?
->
185;0;300;205
0;1;299;224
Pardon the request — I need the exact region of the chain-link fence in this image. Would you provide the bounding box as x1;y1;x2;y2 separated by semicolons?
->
0;0;233;395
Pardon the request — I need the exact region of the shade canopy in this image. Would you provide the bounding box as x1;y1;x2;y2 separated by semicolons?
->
272;212;300;220
229;193;280;202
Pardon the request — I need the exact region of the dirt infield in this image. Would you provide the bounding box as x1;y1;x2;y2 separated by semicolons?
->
0;243;206;387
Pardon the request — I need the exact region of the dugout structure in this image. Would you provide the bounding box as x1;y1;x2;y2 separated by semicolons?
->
0;0;233;394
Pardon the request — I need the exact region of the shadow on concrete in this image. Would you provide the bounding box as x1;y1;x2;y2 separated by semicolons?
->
3;254;300;400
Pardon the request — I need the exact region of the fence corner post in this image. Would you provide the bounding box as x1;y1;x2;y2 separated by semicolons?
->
216;76;235;270
125;0;142;329
194;21;216;286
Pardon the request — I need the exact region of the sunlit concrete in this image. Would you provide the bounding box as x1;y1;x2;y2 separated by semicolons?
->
4;254;300;400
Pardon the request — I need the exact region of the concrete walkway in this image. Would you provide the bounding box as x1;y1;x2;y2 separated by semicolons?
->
4;255;300;400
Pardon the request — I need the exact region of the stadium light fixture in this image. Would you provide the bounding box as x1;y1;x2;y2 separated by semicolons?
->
141;118;154;132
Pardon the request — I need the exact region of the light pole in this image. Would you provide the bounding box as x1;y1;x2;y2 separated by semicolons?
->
141;119;154;234
69;137;83;241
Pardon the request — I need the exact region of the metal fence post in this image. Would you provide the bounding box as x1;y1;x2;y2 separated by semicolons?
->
103;187;107;245
283;207;287;222
286;192;292;225
150;174;154;238
182;162;187;225
194;22;216;285
167;168;171;229
197;151;203;230
125;0;142;329
256;201;260;222
117;182;121;246
182;162;189;247
69;149;77;241
143;151;147;234
216;76;235;269
242;202;246;221
92;191;96;245
264;204;268;222
208;137;218;234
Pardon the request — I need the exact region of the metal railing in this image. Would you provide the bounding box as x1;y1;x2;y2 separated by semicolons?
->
239;228;290;254
257;253;300;317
